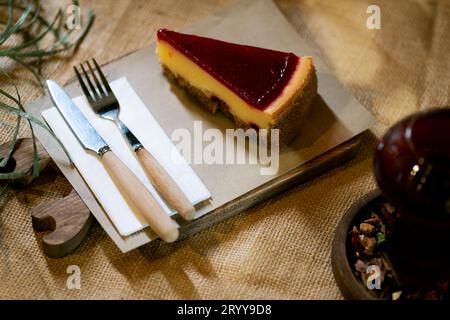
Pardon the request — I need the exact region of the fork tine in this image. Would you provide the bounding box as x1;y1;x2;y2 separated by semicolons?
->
74;66;94;103
80;63;101;100
92;58;113;94
86;60;106;97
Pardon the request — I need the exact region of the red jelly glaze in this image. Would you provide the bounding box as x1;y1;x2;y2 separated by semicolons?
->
157;29;300;110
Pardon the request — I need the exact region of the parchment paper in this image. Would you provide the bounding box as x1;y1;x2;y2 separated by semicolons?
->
25;0;374;252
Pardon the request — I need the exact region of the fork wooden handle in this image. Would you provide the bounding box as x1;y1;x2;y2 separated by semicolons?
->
101;151;179;242
136;147;196;221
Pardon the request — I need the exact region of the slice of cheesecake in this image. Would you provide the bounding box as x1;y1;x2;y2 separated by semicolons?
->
156;29;317;145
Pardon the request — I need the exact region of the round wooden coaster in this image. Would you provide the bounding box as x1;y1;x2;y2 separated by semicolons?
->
331;189;382;300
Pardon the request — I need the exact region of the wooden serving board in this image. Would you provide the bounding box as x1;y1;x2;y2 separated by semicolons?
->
1;133;363;257
23;0;374;252
178;132;365;240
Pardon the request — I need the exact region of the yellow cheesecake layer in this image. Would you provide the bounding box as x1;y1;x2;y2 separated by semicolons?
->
156;39;313;129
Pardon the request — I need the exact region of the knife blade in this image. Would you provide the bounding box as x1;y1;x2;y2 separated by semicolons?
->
46;80;179;243
46;80;110;157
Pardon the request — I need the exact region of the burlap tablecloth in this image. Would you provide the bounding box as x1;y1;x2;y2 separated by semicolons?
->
0;0;449;299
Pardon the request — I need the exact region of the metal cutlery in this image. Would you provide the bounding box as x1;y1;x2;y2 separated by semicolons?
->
46;80;179;243
74;59;195;221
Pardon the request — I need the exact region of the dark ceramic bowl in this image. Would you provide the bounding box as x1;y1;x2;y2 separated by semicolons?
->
331;189;382;300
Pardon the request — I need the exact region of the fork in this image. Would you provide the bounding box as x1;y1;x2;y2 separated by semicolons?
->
74;59;196;221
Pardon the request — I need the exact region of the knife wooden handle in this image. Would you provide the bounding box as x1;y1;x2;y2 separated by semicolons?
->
101;151;179;242
136;147;196;221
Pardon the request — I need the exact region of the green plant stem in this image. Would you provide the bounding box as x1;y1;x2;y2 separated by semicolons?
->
0;0;94;184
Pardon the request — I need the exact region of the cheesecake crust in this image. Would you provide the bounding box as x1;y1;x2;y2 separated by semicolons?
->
162;57;317;146
271;57;317;145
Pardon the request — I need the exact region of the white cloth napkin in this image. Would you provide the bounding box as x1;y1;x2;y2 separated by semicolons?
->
42;77;211;236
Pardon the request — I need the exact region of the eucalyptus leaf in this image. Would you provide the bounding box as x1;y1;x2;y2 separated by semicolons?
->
0;8;62;56
0;101;72;164
0;0;15;44
0;0;93;188
0;183;9;197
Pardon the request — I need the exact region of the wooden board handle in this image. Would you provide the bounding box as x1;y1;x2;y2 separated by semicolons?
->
136;147;196;221
31;189;93;258
101;151;179;242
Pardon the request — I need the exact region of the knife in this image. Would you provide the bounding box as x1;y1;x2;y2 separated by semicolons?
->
46;80;179;243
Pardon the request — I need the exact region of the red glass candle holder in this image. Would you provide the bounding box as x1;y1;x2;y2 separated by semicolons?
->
374;108;450;285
